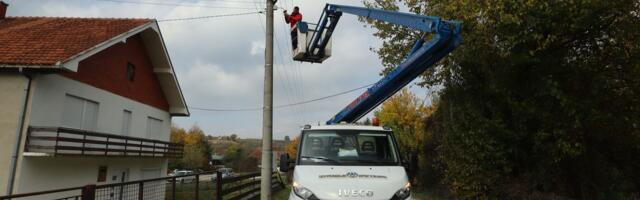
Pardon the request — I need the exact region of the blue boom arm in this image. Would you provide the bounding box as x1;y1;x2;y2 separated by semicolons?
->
307;4;462;124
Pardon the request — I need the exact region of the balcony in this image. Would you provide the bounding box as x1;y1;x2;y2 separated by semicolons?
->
24;126;183;158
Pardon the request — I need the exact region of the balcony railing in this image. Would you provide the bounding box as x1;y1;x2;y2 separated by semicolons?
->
25;126;183;158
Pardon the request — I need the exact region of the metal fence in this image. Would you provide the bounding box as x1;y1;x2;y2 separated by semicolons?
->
0;171;284;200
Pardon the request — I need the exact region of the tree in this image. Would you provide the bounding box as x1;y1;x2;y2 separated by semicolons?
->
284;137;299;158
230;134;238;142
223;143;243;169
222;143;258;172
364;0;640;199
183;125;211;169
375;89;435;184
249;147;262;160
169;125;187;169
170;125;187;143
284;135;291;143
169;124;213;170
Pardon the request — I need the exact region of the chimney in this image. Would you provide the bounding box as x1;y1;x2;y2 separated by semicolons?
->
0;1;7;20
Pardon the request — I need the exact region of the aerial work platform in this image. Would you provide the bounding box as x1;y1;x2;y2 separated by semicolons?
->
292;22;333;63
288;4;462;124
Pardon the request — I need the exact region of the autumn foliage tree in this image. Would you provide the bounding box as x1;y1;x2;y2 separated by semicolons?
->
222;143;259;172
284;136;299;159
375;89;436;184
169;124;212;170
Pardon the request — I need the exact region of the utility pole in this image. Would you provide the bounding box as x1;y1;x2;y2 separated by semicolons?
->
260;0;274;199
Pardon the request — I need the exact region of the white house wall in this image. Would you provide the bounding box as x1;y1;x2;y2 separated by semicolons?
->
16;157;166;197
28;74;171;141
0;74;30;196
13;73;172;194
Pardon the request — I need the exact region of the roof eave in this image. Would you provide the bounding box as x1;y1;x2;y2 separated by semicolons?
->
142;21;190;117
0;63;69;73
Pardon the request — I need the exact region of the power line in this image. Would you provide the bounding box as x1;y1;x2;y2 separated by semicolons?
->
270;0;305;122
189;106;262;112
271;12;304;117
277;1;307;121
189;82;374;112
196;0;268;4
96;0;260;9
274;83;373;108
250;1;300;116
157;11;263;22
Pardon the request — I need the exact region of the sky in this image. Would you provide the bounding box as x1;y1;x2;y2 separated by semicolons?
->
5;0;429;139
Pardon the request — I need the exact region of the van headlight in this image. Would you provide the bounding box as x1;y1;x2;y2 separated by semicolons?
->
392;182;411;200
293;182;318;200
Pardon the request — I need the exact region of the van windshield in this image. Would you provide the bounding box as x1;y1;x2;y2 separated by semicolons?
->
299;130;399;166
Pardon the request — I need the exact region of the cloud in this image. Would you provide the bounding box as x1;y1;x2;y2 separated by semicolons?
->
182;61;262;98
250;40;266;56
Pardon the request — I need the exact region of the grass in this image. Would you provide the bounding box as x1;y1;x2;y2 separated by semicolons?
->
167;180;217;200
273;185;291;200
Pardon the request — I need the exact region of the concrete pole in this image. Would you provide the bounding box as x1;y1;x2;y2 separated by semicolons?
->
260;0;274;199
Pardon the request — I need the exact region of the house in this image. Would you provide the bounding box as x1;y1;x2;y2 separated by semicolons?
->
210;154;225;169
0;1;189;196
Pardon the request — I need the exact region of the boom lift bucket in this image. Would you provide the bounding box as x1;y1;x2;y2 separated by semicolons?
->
292;22;333;63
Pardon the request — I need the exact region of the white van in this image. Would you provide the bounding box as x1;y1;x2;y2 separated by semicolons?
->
280;124;412;200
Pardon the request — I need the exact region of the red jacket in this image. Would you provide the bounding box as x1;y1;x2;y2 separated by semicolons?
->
285;12;302;29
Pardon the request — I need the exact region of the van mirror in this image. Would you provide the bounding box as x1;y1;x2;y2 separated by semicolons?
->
401;155;408;168
402;155;417;179
402;159;410;171
401;155;413;172
279;154;290;172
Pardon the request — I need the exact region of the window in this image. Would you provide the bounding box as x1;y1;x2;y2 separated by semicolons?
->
97;166;108;182
299;130;399;166
62;95;99;131
146;117;163;139
121;110;132;136
126;62;135;81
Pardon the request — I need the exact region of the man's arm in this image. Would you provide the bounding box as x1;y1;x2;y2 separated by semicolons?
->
283;11;290;23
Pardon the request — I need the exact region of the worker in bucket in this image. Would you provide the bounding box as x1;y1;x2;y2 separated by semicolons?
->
283;6;302;49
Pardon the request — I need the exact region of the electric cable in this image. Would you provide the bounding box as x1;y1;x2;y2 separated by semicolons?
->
157;11;263;22
189;82;374;112
97;0;260;9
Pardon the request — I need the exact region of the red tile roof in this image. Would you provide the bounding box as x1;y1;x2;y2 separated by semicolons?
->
0;17;151;66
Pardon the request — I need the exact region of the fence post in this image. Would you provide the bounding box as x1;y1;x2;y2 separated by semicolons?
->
195;174;199;200
81;184;96;200
54;130;60;156
172;177;176;200
216;171;222;200
138;182;143;200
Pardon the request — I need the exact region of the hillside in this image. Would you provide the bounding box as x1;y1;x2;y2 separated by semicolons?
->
209;138;288;156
